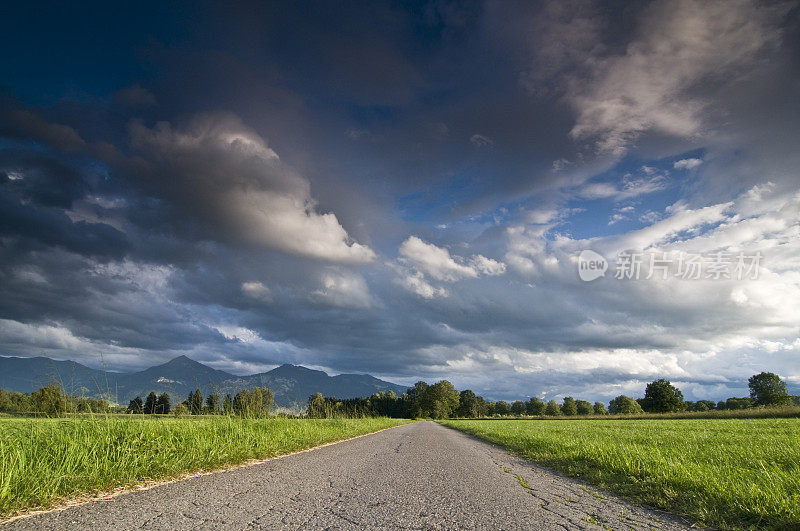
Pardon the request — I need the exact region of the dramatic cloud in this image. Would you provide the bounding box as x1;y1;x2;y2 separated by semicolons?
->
127;114;376;264
565;0;788;154
1;0;798;402
396;236;506;298
399;236;479;282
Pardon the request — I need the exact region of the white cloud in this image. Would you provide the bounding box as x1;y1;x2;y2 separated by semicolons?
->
312;271;374;309
674;158;703;170
577;173;667;201
396;236;506;297
469;255;507;276
608;213;625;226
215;325;261;343
566;1;786;154
128;113;376;264
399;236;479;282
607;201;733;253
397;270;448;299
241;281;272;302
498;183;800;378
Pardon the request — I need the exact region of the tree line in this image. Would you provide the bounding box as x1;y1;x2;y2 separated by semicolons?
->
1;371;794;419
126;386;275;417
0;384;113;415
0;383;276;417
306;372;799;419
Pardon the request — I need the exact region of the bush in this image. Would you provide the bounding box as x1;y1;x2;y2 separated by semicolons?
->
608;395;643;415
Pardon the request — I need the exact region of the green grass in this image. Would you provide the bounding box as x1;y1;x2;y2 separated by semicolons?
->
441;418;800;530
0;415;410;517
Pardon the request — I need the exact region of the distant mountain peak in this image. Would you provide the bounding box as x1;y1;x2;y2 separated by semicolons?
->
0;355;409;409
162;355;198;365
269;363;325;375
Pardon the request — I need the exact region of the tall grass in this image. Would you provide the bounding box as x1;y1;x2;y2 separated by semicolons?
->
0;415;410;517
441;418;800;529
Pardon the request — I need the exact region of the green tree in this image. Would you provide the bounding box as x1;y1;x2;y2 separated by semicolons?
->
156;392;171;414
608;395;643;414
726;397;755;410
455;390;481;418
205;392;220;414
252;387;274;416
576;400;593;415
748;372;791;407
640;379;686;413
494;400;510;416
234;387;274;417
544;400;561;416
406;381;430;418
307;392;328;418
0;389;12;411
31;384;68;416
561;396;577;416
426;380;460;419
223;394;233;415
188;389;203;415
689;400;716;412
172;403;188;417
525;397;545;416
127;396;144;414
593;401;608;415
143;391;158;414
510;400;526;416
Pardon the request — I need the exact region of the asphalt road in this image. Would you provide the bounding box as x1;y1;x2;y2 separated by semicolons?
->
6;421;690;530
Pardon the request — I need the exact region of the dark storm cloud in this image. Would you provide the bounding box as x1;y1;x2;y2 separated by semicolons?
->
1;0;799;402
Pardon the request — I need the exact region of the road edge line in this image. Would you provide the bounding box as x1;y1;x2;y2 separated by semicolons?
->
0;420;416;525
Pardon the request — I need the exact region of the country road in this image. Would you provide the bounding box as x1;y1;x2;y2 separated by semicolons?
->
6;422;689;530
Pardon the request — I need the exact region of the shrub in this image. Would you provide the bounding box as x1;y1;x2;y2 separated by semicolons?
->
608;395;643;415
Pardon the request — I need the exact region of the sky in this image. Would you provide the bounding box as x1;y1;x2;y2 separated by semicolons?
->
1;0;799;402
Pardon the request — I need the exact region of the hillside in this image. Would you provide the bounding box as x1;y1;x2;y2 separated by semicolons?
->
0;355;409;409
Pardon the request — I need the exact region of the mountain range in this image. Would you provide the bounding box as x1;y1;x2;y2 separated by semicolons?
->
0;355;409;409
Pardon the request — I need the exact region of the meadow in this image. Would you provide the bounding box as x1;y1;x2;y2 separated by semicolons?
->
0;415;410;518
441;418;800;529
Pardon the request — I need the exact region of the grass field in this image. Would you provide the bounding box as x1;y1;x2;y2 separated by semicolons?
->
0;415;410;518
441;418;800;530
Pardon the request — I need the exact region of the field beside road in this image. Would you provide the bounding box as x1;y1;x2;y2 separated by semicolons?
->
4;422;688;530
441;418;800;529
0;416;410;518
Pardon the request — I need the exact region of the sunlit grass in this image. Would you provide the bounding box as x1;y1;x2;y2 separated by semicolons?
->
0;415;410;517
441;418;800;530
